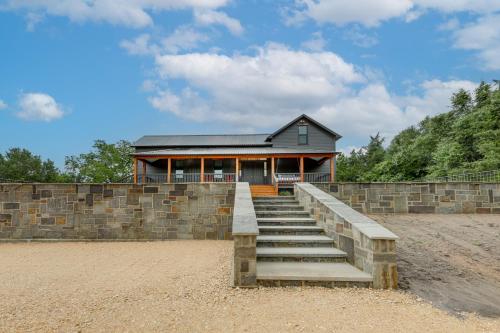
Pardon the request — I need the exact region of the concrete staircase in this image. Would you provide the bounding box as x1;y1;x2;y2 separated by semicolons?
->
253;196;373;288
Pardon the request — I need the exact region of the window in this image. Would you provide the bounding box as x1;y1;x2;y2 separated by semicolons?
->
298;125;308;145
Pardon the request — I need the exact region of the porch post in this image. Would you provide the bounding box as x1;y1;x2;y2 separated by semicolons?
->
235;157;239;182
133;157;138;184
142;160;147;184
271;157;275;185
200;157;205;183
167;158;171;183
300;156;304;182
330;155;335;182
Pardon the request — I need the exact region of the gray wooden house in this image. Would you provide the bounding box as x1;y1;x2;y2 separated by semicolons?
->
132;114;341;195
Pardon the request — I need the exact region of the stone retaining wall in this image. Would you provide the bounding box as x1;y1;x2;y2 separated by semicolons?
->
313;182;500;214
295;183;398;289
0;183;235;240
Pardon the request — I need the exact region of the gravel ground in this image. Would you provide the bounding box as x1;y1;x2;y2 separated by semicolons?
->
372;214;500;317
0;241;499;333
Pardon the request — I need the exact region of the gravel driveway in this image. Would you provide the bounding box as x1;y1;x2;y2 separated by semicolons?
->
0;241;499;332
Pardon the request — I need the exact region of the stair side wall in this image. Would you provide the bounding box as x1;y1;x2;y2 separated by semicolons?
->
295;183;398;289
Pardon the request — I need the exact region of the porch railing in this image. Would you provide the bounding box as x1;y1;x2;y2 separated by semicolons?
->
274;173;331;185
274;173;300;185
203;173;236;183
304;173;331;183
137;173;236;183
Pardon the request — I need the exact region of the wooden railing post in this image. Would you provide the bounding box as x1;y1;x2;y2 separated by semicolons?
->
167;158;171;183
300;156;304;182
200;158;205;183
271;157;275;185
142;160;147;184
235;157;239;182
133;157;138;184
330;156;335;182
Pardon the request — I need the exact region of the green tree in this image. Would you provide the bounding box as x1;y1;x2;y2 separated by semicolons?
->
65;140;134;183
341;83;500;181
450;88;473;117
0;148;64;182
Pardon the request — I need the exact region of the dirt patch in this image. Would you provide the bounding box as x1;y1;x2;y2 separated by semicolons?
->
1;241;499;332
372;214;500;318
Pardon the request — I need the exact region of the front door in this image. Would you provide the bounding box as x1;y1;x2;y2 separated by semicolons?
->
241;160;266;184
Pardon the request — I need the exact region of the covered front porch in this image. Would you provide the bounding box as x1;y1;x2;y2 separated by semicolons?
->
133;153;336;186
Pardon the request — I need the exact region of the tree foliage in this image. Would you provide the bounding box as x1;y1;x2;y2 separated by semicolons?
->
0;148;66;182
337;82;500;181
65;140;133;183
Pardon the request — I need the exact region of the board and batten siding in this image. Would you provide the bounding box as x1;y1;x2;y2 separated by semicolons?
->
270;120;336;151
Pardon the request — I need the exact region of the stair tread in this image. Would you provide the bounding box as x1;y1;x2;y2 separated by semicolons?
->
253;204;303;207
257;262;372;282
257;235;333;242
258;226;322;230
257;247;347;257
257;217;316;221
255;210;309;214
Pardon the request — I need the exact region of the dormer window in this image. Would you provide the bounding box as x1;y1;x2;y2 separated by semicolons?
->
298;125;308;145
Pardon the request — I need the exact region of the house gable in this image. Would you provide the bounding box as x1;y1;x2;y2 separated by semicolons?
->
267;114;341;150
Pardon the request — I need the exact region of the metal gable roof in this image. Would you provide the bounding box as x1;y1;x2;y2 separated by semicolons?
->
266;114;342;141
133;134;271;147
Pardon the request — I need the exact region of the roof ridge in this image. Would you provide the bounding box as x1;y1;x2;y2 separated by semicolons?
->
141;133;271;137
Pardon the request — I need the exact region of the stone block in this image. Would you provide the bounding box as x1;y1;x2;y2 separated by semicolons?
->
3;202;20;210
90;185;103;194
103;189;114;198
476;207;491;214
41;190;52;198
144;186;159;194
41;217;55;225
408;205;435;213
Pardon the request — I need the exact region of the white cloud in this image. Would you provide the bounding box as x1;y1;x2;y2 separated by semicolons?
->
120;34;157;55
292;0;413;27
194;9;243;35
2;0;230;28
0;99;7;110
121;26;209;56
413;0;500;14
301;31;326;51
343;27;378;48
452;14;500;70
25;11;43;31
146;44;476;142
162;26;210;53
17;92;64;122
289;0;500;27
396;79;477;124
437;17;460;31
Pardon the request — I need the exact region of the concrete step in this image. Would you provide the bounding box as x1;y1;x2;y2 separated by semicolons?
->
257;217;317;226
257;262;373;288
255;210;311;218
257;247;347;262
257;235;334;248
252;204;304;211
253;196;294;201
253;200;299;206
258;225;324;235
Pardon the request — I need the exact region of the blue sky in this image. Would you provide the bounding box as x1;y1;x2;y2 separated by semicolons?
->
1;0;499;168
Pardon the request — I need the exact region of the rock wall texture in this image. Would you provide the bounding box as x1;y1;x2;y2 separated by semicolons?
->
0;183;235;240
312;182;500;214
